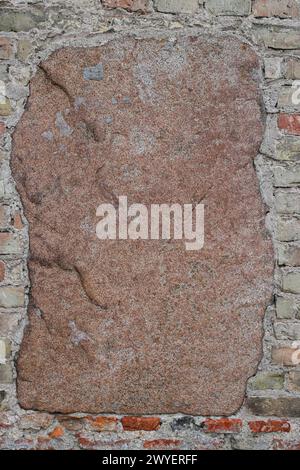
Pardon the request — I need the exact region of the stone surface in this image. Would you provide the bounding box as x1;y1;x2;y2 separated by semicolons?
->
12;36;273;415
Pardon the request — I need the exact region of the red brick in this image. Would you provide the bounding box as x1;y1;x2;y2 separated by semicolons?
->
102;0;151;12
85;416;118;431
0;123;5;135
0;261;5;282
48;425;64;439
253;0;300;18
203;418;242;433
249;419;290;433
278;114;300;135
76;433;130;449
121;416;161;431
0;37;13;60
143;439;182;449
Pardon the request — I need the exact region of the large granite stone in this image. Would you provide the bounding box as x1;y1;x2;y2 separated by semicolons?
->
12;36;273;415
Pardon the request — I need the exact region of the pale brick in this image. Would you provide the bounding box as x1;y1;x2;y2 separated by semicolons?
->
286;58;300;79
0;364;13;383
0;339;10;364
0;98;12;117
0;9;46;32
274;321;300;339
287;371;300;391
276;296;297;318
0;314;19;335
206;0;251;15
0;206;10;229
0;37;14;60
154;0;199;14
275;190;300;214
253;0;300;18
17;39;32;62
247;397;300;417
271;217;300;243
255;28;300;49
248;372;284;390
282;271;300;293
275;137;300;161
0;391;5;406
0;233;21;254
278;243;300;266
264;57;282;79
0;286;25;308
274;165;300;186
278;87;300;111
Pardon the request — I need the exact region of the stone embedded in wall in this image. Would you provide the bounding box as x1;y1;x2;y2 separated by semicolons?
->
12;36;273;415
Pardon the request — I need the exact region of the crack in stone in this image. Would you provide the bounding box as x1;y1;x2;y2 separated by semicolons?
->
39;63;73;106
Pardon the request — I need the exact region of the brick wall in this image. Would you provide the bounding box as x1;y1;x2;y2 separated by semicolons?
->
0;0;300;450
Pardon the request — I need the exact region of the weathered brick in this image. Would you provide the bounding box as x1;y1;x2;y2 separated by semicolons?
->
264;57;282;79
0;338;10;364
121;416;161;431
0;233;21;254
278;87;300;111
0;98;12;117
0;314;18;335
20;412;53;430
102;0;151;11
275;190;300;214
0;122;5;136
287;370;300;391
247;397;300;417
274;165;300;186
0;9;46;32
57;415;83;432
276;296;297;318
48;425;64;439
276;216;300;241
17;39;32;62
253;0;300;18
272;346;300;365
274;321;300;340
255;28;300;50
278;243;300;266
0;391;5;406
275;137;300;162
273;438;300;450
282;271;300;293
206;0;251;16
249;419;290;433
0;364;13;383
278;114;300;135
0;286;25;308
0;206;10;229
154;0;199;14
143;439;182;449
203;418;242;433
12;212;23;230
248;371;284;390
0;37;14;60
286;58;300;79
0;261;5;282
86;416;118;432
